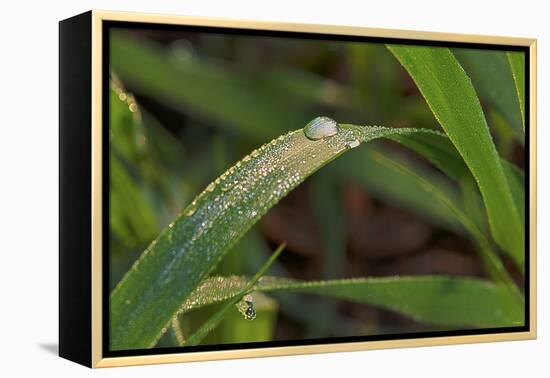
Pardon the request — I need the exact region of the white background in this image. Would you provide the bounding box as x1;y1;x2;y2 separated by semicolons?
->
0;0;547;376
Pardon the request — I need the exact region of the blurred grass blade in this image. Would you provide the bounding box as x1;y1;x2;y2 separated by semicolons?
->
333;144;463;233
310;173;346;279
365;150;514;287
502;160;525;225
110;120;440;350
387;45;524;267
111;32;307;140
507;51;526;130
181;275;524;328
109;85;159;246
389;126;509;228
184;244;285;346
388;131;523;234
454;49;524;139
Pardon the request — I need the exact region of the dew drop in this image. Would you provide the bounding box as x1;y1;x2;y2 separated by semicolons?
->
221;180;237;192
346;140;360;149
236;294;257;320
244;306;256;320
206;182;215;192
303;116;339;140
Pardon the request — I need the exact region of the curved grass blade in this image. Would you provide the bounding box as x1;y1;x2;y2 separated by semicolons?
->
388;131;524;233
387;45;524;267
109;121;445;350
454;48;524;139
387;130;510;236
367;150;515;289
507;51;526;131
502;160;525;226
335;131;516;283
109;85;159;247
184;244;284;346
180;275;524;328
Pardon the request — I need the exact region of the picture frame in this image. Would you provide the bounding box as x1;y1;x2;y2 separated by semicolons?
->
59;10;537;368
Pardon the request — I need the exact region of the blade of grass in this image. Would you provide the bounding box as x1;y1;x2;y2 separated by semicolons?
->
308;173;346;336
336;137;513;289
109;85;159;246
502;160;525;226
488;109;516;159
368;150;515;289
110;121;516;350
387;45;524;268
109;121;442;350
454;48;524;140
310;173;346;279
507;51;526;131
388;130;523;234
184;244;285;346
180;275;524;328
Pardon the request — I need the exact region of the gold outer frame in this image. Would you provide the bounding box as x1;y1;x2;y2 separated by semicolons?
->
90;9;537;368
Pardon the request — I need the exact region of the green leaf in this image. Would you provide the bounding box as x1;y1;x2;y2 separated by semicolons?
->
180;275;524;328
184;243;285;346
387;45;524;268
454;48;524;139
109;122;441;350
507;51;526;130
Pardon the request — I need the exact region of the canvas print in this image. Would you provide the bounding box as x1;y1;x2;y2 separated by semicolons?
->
107;24;527;354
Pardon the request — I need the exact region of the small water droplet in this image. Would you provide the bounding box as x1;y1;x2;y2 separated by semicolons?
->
244;306;256;320
206;182;215;192
346;140;360;149
171;38;194;61
236;294;257;320
221;180;237;192
303;116;339;140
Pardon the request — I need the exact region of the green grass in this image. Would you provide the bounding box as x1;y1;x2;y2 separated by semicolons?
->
180;275;523;328
387;45;524;268
109;35;526;350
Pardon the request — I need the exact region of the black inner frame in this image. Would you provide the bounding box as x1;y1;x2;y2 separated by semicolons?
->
102;20;531;358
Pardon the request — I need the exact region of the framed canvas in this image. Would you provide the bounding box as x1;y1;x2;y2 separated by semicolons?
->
59;10;537;368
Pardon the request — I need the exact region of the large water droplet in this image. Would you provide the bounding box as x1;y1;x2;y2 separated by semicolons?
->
303;116;339;140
